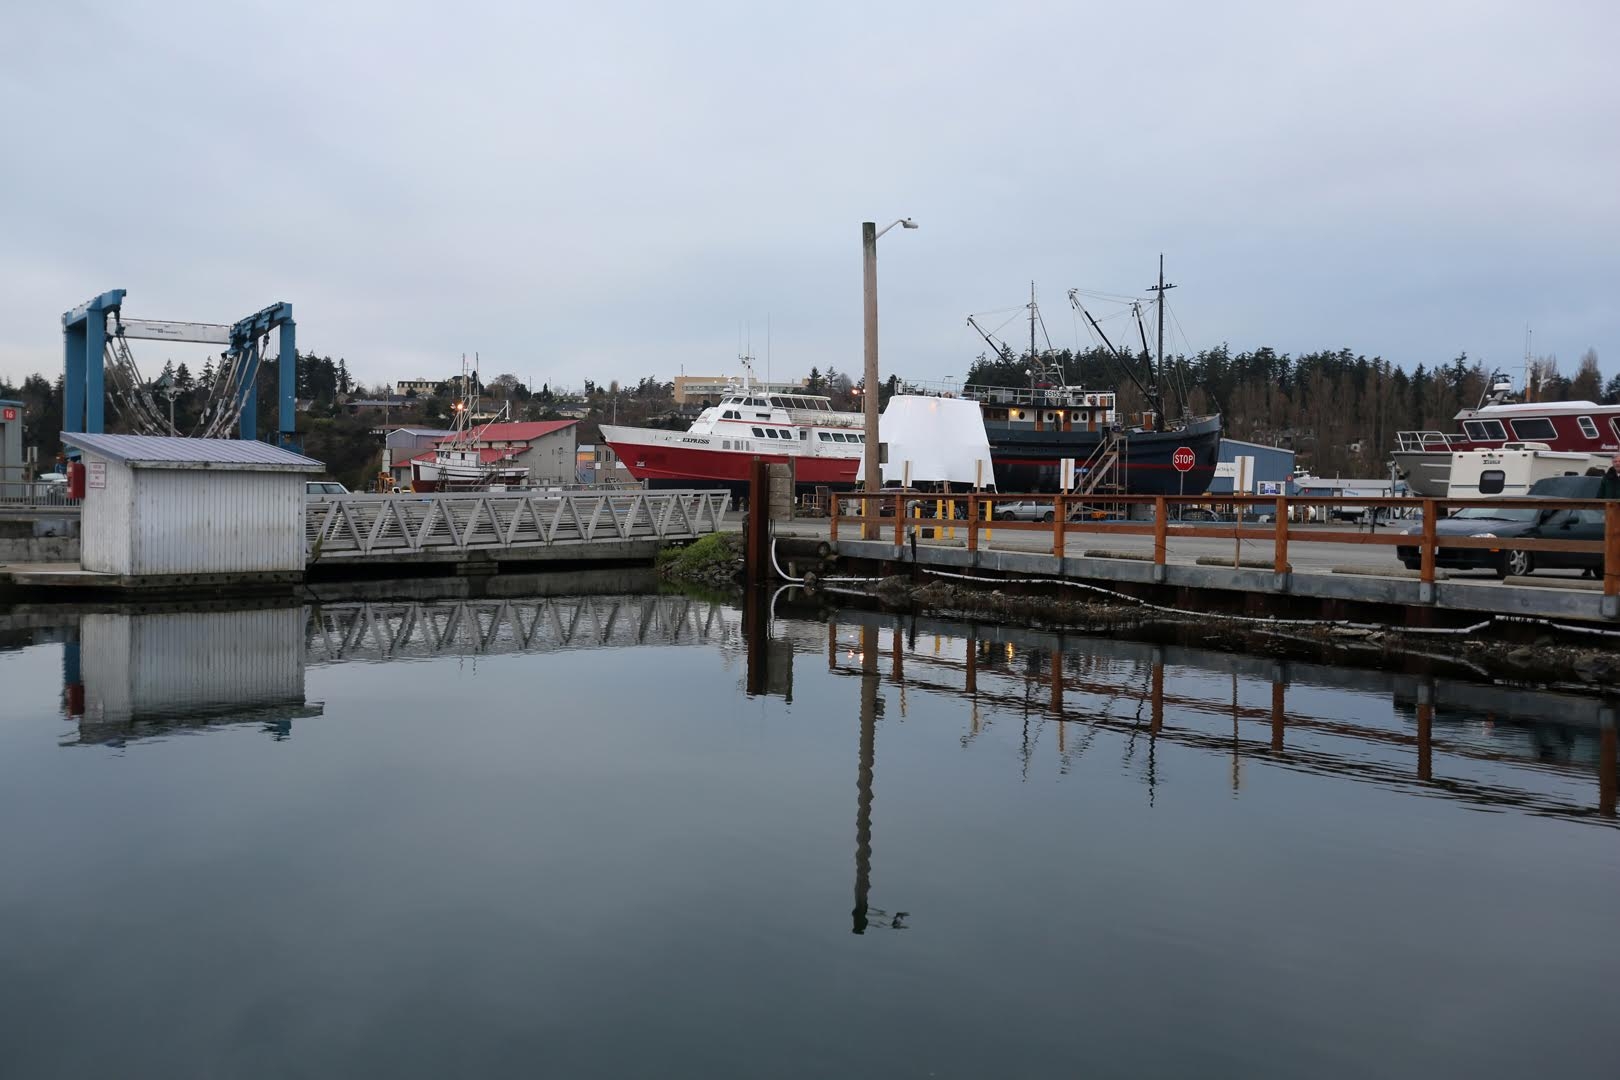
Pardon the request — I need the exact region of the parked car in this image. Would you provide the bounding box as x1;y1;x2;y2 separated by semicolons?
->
306;480;349;496
994;500;1056;522
1517;475;1612;578
1394;474;1610;578
876;496;967;519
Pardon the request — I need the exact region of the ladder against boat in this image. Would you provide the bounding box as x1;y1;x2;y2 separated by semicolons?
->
305;489;730;562
1074;430;1128;498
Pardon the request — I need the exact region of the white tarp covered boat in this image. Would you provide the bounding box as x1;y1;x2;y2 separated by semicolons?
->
855;395;997;489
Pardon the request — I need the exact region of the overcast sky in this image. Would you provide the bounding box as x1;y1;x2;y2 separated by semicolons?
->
3;1;1615;393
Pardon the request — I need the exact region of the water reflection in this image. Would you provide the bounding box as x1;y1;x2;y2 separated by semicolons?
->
4;589;1617;1075
61;607;322;746
824;608;1619;826
16;592;1615;826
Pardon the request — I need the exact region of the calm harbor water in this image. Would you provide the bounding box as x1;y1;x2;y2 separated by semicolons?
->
1;591;1616;1078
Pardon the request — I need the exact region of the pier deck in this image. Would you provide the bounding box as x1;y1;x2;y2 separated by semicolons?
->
815;492;1620;626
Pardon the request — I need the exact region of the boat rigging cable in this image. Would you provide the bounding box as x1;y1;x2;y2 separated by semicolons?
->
98;312;274;438
1066;290;1156;407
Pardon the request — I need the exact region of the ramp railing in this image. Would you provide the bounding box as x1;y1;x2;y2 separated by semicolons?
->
306;489;730;561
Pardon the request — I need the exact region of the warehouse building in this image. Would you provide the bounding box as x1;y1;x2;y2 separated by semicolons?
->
1206;438;1296;496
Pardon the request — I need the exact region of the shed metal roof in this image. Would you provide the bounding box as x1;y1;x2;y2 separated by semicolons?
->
61;433;325;472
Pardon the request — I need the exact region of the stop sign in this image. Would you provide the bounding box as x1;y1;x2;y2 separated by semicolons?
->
1172;446;1196;473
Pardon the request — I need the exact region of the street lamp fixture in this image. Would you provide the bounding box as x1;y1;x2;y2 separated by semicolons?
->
862;217;918;534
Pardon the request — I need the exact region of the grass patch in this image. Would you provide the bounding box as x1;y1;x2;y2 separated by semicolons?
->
657;532;743;578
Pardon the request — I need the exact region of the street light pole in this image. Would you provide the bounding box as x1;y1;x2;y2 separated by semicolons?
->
861;218;916;536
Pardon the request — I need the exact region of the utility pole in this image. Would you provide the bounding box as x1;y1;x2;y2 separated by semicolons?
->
1146;254;1175;432
860;218;917;537
862;222;880;535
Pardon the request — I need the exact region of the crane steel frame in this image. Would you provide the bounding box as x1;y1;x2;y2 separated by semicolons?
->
61;289;298;445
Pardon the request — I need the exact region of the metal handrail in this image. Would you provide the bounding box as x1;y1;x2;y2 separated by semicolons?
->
305;489;731;560
0;482;81;509
960;384;1118;409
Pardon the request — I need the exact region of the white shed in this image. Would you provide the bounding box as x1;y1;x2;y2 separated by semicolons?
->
60;434;324;576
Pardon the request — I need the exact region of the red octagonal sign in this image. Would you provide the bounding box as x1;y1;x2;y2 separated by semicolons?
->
1172;446;1196;473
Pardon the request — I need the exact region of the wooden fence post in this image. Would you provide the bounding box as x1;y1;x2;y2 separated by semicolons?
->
1153;496;1167;568
1420;499;1438;586
1053;494;1066;558
1274;496;1289;572
1606;502;1620;598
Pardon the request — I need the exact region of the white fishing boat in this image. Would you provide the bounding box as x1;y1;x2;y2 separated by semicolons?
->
410;357;531;492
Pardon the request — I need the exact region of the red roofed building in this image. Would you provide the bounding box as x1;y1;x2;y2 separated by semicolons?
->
401;420;580;489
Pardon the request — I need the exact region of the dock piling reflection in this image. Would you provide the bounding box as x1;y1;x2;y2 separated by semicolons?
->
854;625;878;934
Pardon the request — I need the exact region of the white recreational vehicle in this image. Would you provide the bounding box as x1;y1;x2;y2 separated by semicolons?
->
1445;443;1607;500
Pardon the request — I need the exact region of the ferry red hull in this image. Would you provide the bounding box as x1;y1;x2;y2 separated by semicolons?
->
602;438;860;487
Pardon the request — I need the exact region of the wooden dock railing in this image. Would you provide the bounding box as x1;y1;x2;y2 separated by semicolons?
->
830;492;1620;598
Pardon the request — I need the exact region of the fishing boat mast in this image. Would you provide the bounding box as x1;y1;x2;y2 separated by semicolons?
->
1145;255;1174;432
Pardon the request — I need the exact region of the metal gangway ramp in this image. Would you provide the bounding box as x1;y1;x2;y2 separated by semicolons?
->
305;489;730;564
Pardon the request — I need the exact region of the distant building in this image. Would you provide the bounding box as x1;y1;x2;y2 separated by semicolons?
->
384;427;454;488
672;375;808;405
395;375;473;398
1208;438;1296;495
346;396;411;413
575;443;636;486
400;420;580;488
1291;476;1402;499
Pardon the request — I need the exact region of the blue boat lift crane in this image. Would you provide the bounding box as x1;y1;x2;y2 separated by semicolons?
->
61;289;298;446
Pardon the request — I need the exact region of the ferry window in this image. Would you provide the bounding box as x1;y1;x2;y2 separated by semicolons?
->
1509;417;1556;441
752;426;765;437
1478;470;1506;495
818;432;832;441
854;434;864;443
1578;416;1600;439
1462;420;1507;441
770;397;784;408
799;430;808;440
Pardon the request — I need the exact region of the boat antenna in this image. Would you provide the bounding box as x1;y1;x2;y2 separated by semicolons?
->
1029;281;1037;370
1523;324;1532;401
1145;254;1174;432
